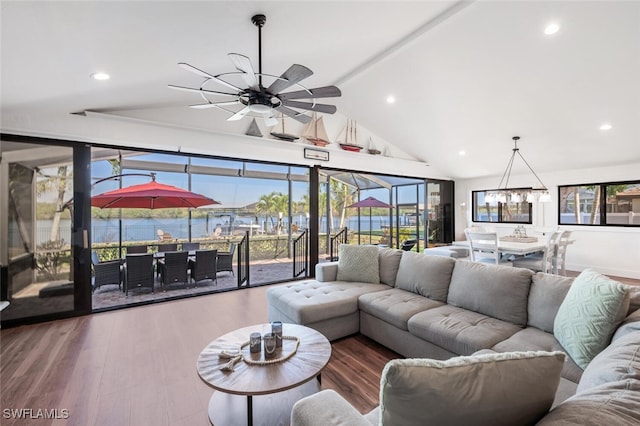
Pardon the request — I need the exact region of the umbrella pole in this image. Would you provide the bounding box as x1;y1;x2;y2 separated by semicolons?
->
369;207;372;245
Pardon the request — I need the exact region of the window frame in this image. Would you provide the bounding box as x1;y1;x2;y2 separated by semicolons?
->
558;180;640;227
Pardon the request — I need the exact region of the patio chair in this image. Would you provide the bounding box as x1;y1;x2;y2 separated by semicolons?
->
182;242;200;252
400;239;417;251
513;230;563;273
217;243;236;276
158;243;178;253
91;251;123;293
124;253;155;296
158;251;189;290
157;229;173;240
127;245;148;254
465;229;511;265
189;249;218;287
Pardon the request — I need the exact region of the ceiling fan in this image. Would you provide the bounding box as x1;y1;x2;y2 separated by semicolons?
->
168;14;341;127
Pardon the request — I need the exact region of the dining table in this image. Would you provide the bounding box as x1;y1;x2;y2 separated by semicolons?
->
452;238;547;257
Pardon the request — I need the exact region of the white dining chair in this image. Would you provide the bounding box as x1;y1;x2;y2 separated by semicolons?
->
554;230;573;276
512;230;563;273
464;229;512;265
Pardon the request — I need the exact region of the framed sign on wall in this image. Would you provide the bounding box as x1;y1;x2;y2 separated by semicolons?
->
304;148;329;162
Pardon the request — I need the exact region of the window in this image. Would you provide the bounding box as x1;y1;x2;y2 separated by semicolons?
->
472;190;532;224
559;181;640;226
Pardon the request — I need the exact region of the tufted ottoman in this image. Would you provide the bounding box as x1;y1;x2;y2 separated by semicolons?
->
266;279;390;341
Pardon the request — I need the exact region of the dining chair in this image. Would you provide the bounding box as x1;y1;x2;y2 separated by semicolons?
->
158;251;189;290
554;230;573;276
124;253;155;296
190;249;218;287
217;243;236;276
91;251;123;293
127;245;148;254
512;230;563;273
464;229;511;265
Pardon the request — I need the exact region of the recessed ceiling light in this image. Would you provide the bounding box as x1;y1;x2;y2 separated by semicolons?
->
544;23;560;35
386;95;395;104
599;123;613;131
458;150;466;156
90;72;110;81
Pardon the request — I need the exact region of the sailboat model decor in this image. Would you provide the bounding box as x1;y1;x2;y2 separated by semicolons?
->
270;114;299;142
367;137;381;155
302;113;331;147
338;119;363;152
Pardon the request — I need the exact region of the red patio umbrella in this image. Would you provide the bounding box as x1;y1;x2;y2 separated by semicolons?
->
92;180;219;209
346;196;394;244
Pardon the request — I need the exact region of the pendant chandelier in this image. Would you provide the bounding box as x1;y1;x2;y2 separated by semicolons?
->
485;136;551;204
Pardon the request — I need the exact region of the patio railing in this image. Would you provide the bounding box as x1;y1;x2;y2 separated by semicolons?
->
293;229;309;278
329;227;348;261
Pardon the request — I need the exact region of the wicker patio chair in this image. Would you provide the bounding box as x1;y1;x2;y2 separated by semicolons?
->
189;249;218;287
217;243;236;276
182;242;201;252
91;251;123;293
158;251;189;291
124;253;155;296
127;245;148;254
158;243;178;253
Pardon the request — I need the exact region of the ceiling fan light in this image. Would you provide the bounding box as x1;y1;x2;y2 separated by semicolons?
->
248;103;272;114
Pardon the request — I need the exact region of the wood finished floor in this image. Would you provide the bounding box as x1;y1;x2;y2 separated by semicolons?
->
0;285;397;426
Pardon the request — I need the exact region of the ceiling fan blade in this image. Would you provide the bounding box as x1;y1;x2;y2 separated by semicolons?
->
189;100;240;109
227;106;251;121
228;53;259;89
275;105;311;124
268;64;313;94
263;114;278;127
278;86;342;101
178;62;243;92
168;84;238;97
280;100;337;114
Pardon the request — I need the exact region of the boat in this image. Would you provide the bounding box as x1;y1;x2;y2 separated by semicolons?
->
270;115;299;142
338;119;363;152
302;113;331;147
367;137;381;155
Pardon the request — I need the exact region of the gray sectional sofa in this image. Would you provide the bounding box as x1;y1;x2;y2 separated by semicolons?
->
266;247;640;425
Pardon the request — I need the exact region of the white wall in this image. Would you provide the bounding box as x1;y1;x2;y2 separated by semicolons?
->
456;163;640;279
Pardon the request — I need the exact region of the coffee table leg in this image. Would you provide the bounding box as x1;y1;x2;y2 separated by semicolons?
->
247;395;253;426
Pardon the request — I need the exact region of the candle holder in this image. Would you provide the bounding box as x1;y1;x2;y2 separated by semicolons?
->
271;321;283;348
249;332;261;353
263;332;277;359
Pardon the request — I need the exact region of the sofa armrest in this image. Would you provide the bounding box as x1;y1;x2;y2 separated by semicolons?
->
316;262;339;282
291;389;373;426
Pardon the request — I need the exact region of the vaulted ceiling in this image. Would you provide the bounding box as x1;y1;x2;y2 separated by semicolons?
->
2;1;638;179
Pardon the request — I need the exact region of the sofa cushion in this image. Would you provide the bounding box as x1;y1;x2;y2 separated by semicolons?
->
379;351;565;426
613;309;640;341
491;327;583;383
378;248;403;287
407;305;522;355
395;251;456;302
358;288;444;331
577;330;640;393
527;273;573;333
447;261;533;326
265;280;389;324
538;379;640;426
554;269;631;369
336;244;380;284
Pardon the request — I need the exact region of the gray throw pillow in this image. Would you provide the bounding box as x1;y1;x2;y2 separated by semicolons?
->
336;244;380;284
554;269;630;369
378;248;403;287
379;351;565;426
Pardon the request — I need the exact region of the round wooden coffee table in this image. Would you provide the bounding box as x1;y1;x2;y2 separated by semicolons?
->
197;323;331;426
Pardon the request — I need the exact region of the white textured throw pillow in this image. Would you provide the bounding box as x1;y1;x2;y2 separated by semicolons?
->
380;351;565;426
336;244;380;284
554;269;630;369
